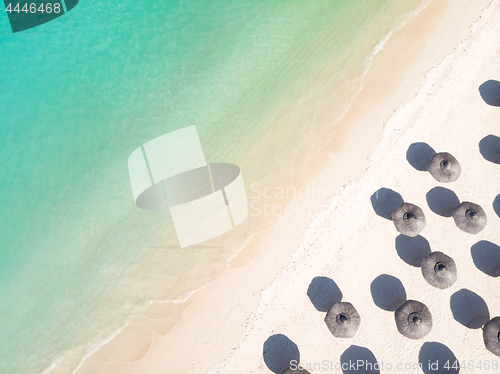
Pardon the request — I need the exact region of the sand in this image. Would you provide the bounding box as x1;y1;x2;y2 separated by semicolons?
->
89;0;500;372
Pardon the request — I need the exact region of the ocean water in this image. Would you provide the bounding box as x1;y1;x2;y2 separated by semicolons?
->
0;0;424;372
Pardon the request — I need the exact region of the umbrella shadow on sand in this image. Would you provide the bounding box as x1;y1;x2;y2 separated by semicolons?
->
450;289;490;329
493;195;500;217
395;235;432;267
370;274;407;312
307;277;343;312
479;80;500;106
370;188;404;220
479;135;500;164
406;142;436;171
471;241;500;277
419;342;460;374
426;187;460;217
263;334;300;373
340;345;380;374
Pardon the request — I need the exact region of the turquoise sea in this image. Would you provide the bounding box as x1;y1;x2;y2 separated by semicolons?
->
0;0;424;372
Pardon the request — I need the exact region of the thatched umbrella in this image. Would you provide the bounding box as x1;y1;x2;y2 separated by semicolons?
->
428;152;461;183
325;302;360;338
282;368;311;374
395;300;432;339
391;203;426;237
421;252;457;289
483;317;500;357
452;202;487;234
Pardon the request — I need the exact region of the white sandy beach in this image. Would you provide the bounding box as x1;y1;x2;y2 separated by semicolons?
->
78;0;500;372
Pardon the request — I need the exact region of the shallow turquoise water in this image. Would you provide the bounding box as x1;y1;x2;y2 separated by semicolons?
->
0;0;422;372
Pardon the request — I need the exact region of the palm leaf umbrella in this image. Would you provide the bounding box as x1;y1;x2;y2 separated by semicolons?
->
421;252;457;289
483;317;500;357
325;302;360;338
391;203;426;237
452;202;487;234
428;152;461;182
395;300;432;339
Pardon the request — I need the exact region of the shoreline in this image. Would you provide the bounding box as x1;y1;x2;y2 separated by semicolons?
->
75;0;496;372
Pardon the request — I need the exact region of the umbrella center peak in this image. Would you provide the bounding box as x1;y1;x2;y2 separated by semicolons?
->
440;159;450;170
465;209;477;220
434;262;446;275
408;312;421;325
336;314;349;324
403;212;415;223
